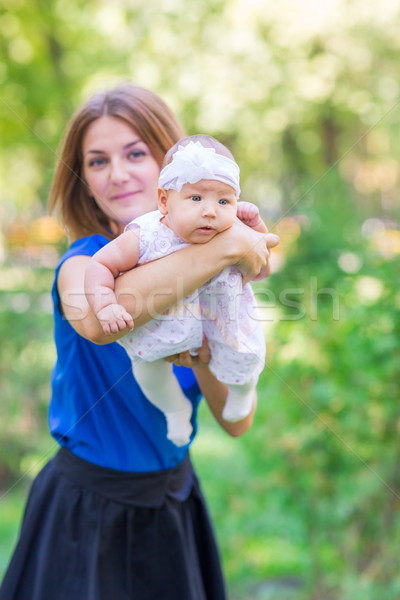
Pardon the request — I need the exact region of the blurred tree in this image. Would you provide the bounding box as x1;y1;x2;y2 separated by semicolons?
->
1;0;400;597
1;0;400;227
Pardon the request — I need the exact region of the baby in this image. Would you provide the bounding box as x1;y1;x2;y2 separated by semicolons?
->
85;135;268;446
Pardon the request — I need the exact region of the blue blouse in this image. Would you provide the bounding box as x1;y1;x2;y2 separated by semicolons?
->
49;234;202;472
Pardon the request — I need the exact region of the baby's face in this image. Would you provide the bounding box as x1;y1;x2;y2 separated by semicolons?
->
159;179;237;244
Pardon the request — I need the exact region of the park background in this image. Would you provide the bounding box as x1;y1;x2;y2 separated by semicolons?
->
1;0;400;598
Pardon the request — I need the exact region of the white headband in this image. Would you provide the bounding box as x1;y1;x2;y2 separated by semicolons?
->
159;141;241;197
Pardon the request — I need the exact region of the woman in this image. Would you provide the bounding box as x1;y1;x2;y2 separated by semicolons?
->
0;83;279;600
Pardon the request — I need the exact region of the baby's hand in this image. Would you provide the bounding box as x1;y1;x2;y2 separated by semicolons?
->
237;202;273;280
96;304;134;335
237;201;265;231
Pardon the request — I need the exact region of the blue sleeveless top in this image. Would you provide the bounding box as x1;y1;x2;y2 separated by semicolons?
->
49;234;202;472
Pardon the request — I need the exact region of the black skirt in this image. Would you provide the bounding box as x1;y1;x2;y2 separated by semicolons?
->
0;448;227;600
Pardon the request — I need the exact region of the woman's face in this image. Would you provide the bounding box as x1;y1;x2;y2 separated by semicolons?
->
82;116;161;233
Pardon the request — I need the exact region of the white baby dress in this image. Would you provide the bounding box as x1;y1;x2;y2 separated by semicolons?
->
118;210;266;389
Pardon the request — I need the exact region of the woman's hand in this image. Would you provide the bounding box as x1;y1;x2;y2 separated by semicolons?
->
221;219;280;284
164;336;211;367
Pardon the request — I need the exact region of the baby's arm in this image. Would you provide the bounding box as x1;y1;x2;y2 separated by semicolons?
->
84;229;140;335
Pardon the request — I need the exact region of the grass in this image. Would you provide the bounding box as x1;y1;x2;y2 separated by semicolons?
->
191;395;308;600
0;483;28;580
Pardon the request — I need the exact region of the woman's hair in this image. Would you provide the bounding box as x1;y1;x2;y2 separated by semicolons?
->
48;83;185;240
162;134;235;167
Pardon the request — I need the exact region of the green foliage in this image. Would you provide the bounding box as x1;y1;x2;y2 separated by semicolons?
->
193;172;400;598
0;268;55;487
0;485;26;579
1;0;400;597
2;0;400;223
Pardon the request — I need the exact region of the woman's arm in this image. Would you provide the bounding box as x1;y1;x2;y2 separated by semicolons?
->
58;222;279;344
115;220;279;324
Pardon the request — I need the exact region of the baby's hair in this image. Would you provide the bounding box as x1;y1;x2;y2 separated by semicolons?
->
162;134;236;168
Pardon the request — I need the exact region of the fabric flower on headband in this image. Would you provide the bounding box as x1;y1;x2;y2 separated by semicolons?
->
159;141;241;196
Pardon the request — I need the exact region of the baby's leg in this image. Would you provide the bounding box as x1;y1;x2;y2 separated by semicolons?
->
134;359;193;446
222;382;255;422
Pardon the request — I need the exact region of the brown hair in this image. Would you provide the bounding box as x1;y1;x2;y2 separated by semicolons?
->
48;83;185;240
162;134;235;168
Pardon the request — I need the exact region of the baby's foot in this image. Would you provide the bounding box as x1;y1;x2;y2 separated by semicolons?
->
222;387;254;422
165;404;193;447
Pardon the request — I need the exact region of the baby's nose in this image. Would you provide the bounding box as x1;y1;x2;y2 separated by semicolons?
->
202;201;216;216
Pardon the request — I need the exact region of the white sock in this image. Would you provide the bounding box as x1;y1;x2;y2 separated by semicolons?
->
165;407;193;447
134;359;193;446
222;382;255;422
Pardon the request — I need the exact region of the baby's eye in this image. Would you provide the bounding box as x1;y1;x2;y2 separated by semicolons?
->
190;195;201;202
219;199;228;205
